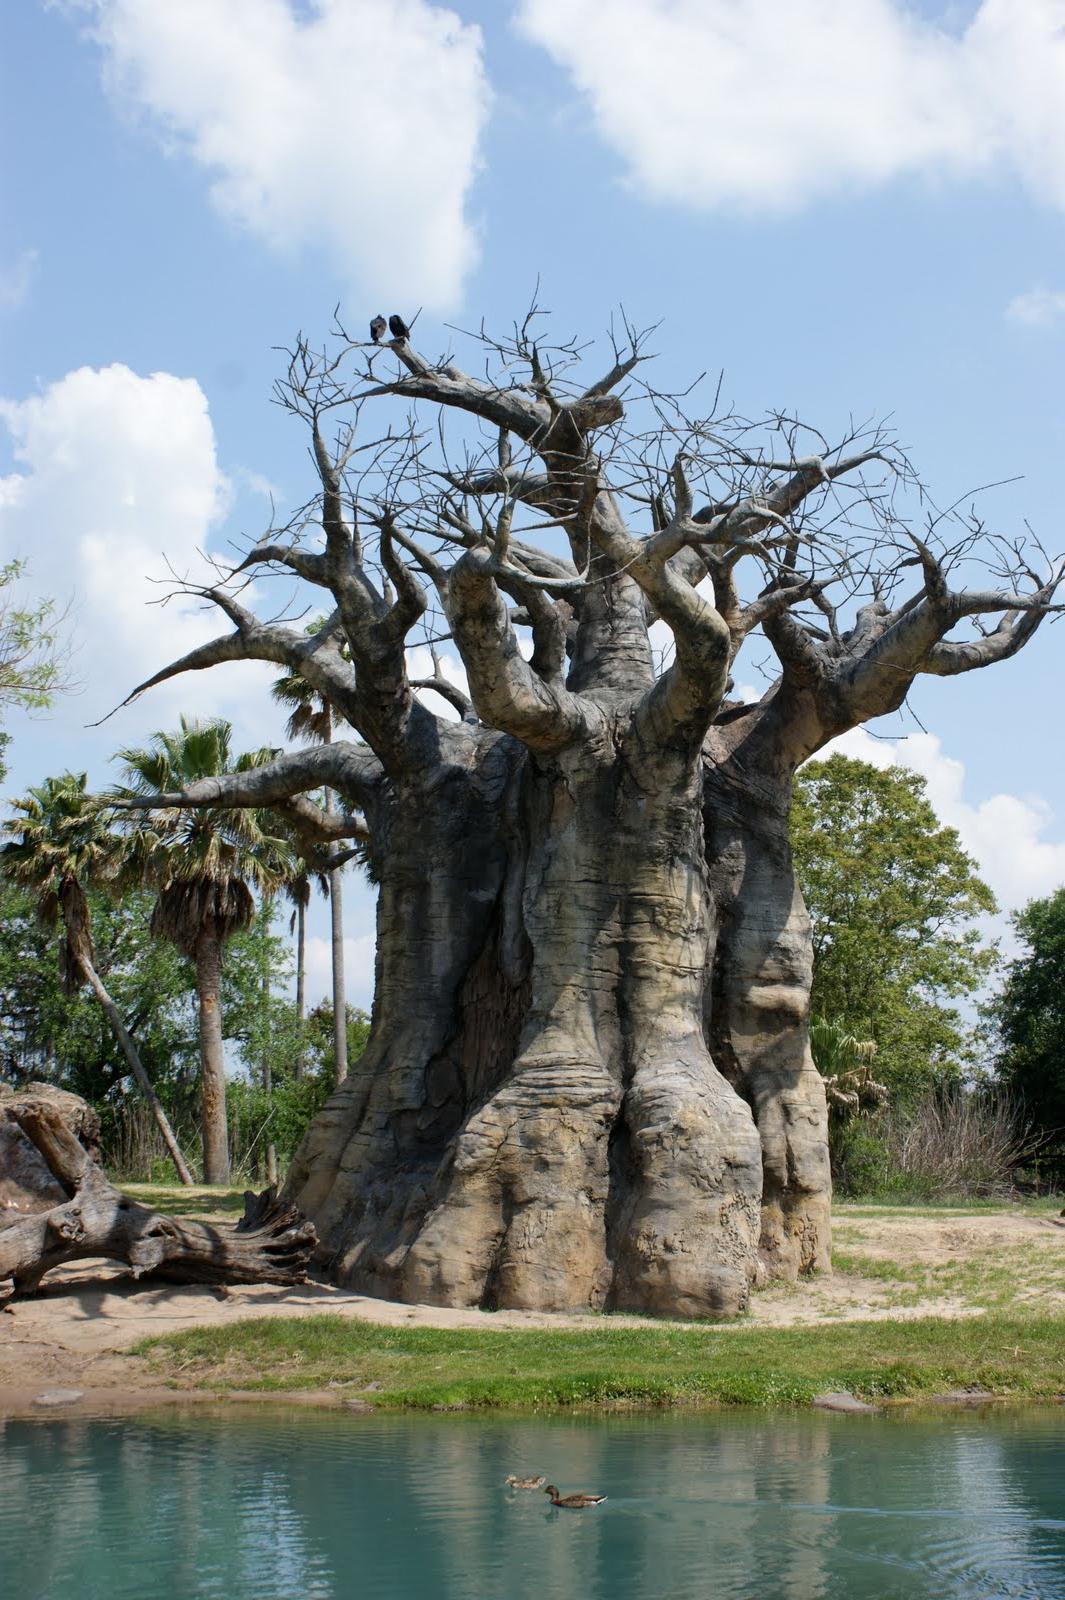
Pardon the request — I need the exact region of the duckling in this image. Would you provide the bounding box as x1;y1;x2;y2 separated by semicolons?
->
505;1474;547;1490
543;1484;607;1508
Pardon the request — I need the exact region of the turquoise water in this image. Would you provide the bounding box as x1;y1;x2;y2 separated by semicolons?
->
1;1408;1063;1599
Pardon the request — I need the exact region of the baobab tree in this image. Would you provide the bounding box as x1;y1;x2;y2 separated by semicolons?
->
111;310;1061;1317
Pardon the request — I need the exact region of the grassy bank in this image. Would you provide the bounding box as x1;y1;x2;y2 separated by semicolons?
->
136;1311;1065;1410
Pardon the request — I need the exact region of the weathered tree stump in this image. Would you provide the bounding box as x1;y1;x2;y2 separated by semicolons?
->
0;1083;103;1221
0;1095;316;1302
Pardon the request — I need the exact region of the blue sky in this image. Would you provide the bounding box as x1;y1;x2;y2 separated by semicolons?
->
2;0;1065;1007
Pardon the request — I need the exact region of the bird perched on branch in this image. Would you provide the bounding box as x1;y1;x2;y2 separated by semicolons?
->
369;315;387;344
389;313;410;341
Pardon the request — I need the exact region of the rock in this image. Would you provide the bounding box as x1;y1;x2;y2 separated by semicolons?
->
342;1398;374;1413
930;1388;997;1405
812;1390;880;1414
361;1380;384;1392
431;1402;467;1412
32;1388;84;1408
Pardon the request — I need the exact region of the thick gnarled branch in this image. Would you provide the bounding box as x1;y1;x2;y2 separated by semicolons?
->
445;550;591;752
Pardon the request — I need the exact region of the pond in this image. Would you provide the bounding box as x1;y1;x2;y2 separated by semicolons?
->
2;1407;1063;1599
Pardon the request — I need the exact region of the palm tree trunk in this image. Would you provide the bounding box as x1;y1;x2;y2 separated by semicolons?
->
325;788;347;1086
294;896;306;1081
194;930;231;1185
329;864;346;1085
81;957;194;1186
260;918;278;1188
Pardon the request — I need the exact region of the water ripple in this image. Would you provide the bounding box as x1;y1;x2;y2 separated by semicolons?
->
0;1408;1062;1599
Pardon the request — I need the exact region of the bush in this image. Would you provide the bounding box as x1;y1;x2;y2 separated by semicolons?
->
833;1087;1036;1201
227;1071;335;1178
105;1100;200;1184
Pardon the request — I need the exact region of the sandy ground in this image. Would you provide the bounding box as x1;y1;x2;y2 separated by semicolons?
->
1;1205;1061;1417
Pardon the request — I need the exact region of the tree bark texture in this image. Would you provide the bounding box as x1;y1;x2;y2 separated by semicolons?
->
194;933;230;1185
329;861;347;1085
0;1096;316;1301
295;896;307;1080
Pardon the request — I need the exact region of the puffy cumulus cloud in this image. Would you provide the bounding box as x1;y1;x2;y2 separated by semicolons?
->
817;727;1065;923
73;0;490;307
0;363;276;752
304;928;377;1010
1006;286;1065;326
516;0;1065;214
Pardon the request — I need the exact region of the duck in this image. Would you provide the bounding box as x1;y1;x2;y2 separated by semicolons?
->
505;1475;546;1490
543;1484;607;1508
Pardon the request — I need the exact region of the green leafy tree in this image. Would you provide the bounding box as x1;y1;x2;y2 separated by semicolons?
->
991;888;1065;1176
0;561;68;789
791;755;996;1098
0;880;331;1173
0;560;65;714
0;881;202;1151
113;718;295;1183
0;773;192;1181
224;917;370;1177
304;1001;371;1086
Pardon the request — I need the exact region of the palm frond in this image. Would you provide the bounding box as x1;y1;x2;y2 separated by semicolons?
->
110;715;299;954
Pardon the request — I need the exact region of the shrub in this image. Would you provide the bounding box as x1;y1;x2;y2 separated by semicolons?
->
833;1087;1036;1201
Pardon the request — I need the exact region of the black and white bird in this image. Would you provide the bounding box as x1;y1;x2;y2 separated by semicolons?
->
389;313;410;341
369;315;387;344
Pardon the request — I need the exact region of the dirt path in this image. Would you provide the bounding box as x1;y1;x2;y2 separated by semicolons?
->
2;1205;1061;1417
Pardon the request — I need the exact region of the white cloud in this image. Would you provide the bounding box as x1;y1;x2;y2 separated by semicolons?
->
406;643;470;719
72;0;491;308
0;363;277;754
1005;286;1065;326
516;0;1065;215
817;727;1065;922
0;249;39;310
304;929;377;1010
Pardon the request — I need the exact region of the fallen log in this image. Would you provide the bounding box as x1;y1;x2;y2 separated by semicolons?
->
0;1098;316;1303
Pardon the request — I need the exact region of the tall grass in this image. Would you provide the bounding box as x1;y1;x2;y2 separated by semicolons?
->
833;1088;1038;1201
105;1101;196;1184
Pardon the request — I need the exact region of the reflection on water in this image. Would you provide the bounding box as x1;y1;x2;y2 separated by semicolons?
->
1;1407;1063;1599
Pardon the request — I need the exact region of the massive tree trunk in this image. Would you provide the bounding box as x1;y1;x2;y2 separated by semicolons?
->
194;931;230;1185
703;732;830;1283
286;714;795;1318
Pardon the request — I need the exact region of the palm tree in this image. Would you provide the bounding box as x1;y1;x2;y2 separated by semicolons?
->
114;718;294;1184
271;664;349;1085
282;862;313;1078
0;772;193;1184
809;1015;888;1120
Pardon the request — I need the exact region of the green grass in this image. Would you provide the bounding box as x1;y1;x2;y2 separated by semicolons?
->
135;1311;1065;1410
834;1197;1063;1218
120;1184;247;1219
